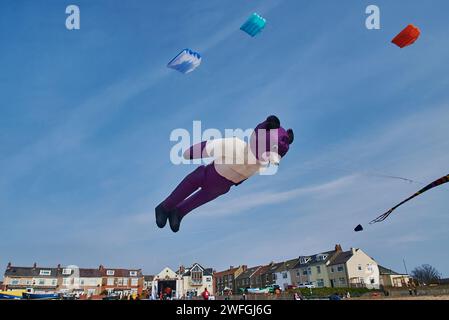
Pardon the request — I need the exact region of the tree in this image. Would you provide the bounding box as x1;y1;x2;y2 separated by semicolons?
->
411;264;441;285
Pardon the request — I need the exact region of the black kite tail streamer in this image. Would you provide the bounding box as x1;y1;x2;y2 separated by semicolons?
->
369;173;449;225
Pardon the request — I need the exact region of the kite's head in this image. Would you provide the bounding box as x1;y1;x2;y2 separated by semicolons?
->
250;115;294;165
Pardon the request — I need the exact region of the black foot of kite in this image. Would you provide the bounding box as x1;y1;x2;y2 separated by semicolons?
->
354;224;364;232
155;204;169;228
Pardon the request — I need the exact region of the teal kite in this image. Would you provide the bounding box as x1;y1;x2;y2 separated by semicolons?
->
240;13;266;37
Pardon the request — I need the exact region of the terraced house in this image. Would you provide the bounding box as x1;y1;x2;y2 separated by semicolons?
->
260;262;284;288
3;263;58;293
99;265;144;296
213;265;247;294
290;245;342;288
273;258;299;290
235;266;261;292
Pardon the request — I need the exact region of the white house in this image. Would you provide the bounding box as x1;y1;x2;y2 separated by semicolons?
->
273;259;298;290
327;248;380;289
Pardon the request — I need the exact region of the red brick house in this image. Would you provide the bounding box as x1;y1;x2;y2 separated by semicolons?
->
213;265;247;295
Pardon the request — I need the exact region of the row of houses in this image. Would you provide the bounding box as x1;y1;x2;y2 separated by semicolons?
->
1;262;214;299
213;244;411;294
2;263;144;297
2;245;411;298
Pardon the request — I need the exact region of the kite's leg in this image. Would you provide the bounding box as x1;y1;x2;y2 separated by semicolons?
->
162;165;206;211
176;164;233;217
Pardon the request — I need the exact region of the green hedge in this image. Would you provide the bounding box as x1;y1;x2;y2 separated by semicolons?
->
288;287;375;298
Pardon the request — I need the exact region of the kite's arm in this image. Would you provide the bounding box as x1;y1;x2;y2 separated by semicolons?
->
183;141;208;160
183;139;235;160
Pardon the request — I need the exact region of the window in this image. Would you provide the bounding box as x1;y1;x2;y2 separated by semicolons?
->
107;270;115;276
296;271;300;276
107;278;114;286
11;279;19;285
273;274;277;280
131;278;139;286
339;278;346;285
357;264;362;271
370;277;375;284
38;279;45;285
117;278;123;286
367;264;374;272
282;272;288;279
63;278;71;285
300;257;311;264
302;269;308;275
129;271;138;277
316;254;328;261
206;277;212;282
317;279;325;287
337;266;344;272
51;279;57;286
316;266;321;274
62;268;72;275
39;270;51;276
123;278;128;286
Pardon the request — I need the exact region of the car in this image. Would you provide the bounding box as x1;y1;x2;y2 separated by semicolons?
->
298;282;316;289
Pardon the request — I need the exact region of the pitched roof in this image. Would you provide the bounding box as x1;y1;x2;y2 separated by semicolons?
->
213;266;240;277
378;265;406;276
236;266;261;280
261;262;284;275
254;265;271;277
78;268;102;278
328;251;353;266
293;250;338;268
181;263;213;276
100;268;143;277
275;258;299;272
4;266;58;277
144;275;155;281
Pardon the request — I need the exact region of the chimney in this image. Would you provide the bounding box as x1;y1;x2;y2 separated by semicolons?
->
179;265;185;274
57;264;61;269
230;266;234;270
335;244;342;252
7;262;12;269
99;265;104;271
33;262;37;269
351;247;357;254
242;265;248;272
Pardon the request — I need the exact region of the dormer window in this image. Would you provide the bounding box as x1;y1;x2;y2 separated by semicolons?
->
39;270;51;276
317;254;328;261
300;257;311;264
130;271;138;277
62;268;72;275
107;270;115;276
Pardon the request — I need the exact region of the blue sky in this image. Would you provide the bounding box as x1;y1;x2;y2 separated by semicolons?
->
1;0;449;278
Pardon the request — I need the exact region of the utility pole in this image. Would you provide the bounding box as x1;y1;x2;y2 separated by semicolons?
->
403;258;409;275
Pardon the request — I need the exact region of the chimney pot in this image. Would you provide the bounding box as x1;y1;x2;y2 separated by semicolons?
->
7;262;12;269
33;262;37;268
